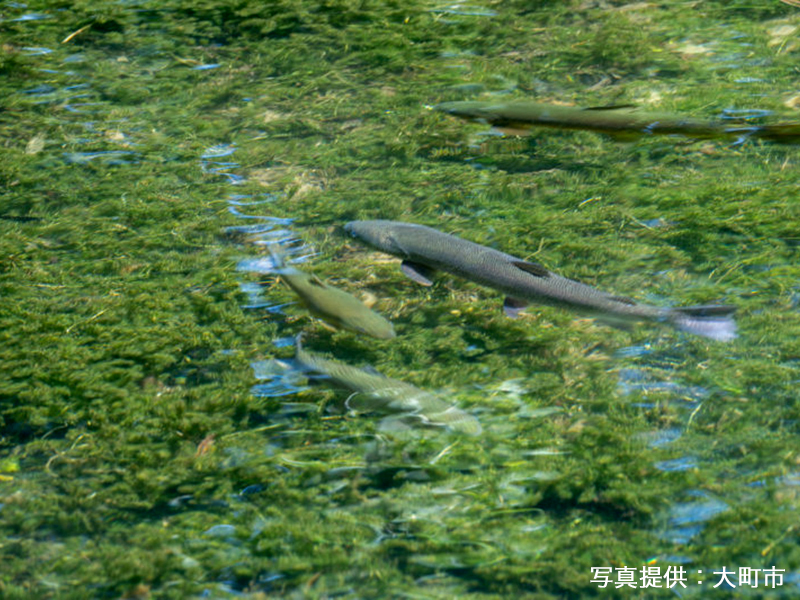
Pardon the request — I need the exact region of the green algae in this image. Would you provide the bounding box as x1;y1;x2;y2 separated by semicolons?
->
2;0;800;598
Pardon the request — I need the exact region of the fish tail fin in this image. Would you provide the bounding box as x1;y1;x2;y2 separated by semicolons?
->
667;305;737;342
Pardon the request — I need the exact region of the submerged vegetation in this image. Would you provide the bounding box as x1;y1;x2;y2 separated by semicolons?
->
2;0;800;598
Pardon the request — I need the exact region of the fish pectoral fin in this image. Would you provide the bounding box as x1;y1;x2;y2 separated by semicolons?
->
345;392;369;412
401;260;436;286
503;297;528;319
313;317;341;333
307;274;329;288
511;260;550;278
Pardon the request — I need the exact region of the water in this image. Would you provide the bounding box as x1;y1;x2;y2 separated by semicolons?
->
2;1;800;598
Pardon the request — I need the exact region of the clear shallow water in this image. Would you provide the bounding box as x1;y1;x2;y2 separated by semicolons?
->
2;1;800;598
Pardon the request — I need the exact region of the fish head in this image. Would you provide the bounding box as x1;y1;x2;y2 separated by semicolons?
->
434;101;499;123
344;220;404;254
343;313;397;339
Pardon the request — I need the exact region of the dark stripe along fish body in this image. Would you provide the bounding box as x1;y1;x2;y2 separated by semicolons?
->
344;220;736;341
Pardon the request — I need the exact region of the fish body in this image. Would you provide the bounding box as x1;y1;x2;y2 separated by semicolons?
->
749;122;800;144
295;340;481;434
344;220;736;341
435;100;741;141
270;247;395;339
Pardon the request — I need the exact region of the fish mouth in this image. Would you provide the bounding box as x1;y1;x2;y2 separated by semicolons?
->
345;220;381;244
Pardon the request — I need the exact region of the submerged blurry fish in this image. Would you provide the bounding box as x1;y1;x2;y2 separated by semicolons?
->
295;338;481;434
749;122;800;144
345;220;737;342
435;100;756;142
270;246;395;339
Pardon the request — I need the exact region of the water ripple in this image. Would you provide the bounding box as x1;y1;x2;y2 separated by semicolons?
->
201;143;237;159
659;491;729;544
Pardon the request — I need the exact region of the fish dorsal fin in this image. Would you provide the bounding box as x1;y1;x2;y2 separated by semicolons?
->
584;104;638;112
511;260;550;278
401;260;436;286
609;295;637;306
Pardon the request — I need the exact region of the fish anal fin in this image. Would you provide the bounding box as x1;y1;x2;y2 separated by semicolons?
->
503;297;528;318
401;260;436;286
511;260;550;278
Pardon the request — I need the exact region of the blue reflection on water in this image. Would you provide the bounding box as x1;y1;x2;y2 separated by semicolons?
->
250;359;308;398
63;151;139;165
236;257;280;274
22;84;56;95
654;457;697;472
429;4;498;17
615;344;653;358
617;368;709;401
201;143;237;159
11;13;50;21
639;427;682;448
203;524;237;538
721;108;772;120
272;336;296;348
659;491;729;544
21;46;53;55
227;206;294;223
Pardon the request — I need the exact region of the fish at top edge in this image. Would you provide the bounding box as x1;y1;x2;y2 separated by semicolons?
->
294;337;482;435
344;220;737;342
433;100;760;142
268;245;396;340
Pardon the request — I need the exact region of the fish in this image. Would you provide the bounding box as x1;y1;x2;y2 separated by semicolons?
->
294;337;481;434
344;220;737;342
747;122;800;144
434;100;756;142
269;245;396;339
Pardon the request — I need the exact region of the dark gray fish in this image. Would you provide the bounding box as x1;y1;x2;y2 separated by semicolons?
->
344;220;736;341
